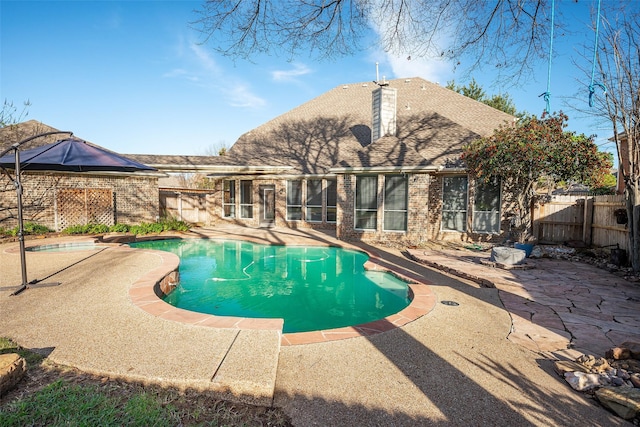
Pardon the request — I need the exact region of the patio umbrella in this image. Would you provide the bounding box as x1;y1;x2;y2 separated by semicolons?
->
0;135;156;295
0;138;157;172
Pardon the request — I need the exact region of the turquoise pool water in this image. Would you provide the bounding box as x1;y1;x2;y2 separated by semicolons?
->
129;239;411;333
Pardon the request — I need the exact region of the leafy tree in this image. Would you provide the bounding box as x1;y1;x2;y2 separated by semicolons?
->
446;79;486;101
462;112;612;240
446;79;518;115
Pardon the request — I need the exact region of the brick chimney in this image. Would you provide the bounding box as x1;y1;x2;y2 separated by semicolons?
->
371;85;397;143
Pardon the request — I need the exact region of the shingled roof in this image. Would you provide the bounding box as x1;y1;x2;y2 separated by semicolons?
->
226;77;515;174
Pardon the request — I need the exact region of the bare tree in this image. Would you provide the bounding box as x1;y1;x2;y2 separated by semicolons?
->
193;0;559;83
591;6;640;269
0;99;30;128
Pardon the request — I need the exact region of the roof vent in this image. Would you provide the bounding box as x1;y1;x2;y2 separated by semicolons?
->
421;83;426;91
405;79;411;83
362;83;368;87
343;85;349;89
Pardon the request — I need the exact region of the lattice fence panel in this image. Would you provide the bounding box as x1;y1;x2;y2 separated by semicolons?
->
86;189;114;225
56;188;114;230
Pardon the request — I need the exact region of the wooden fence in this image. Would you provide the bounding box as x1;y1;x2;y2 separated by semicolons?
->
160;189;211;225
532;194;629;251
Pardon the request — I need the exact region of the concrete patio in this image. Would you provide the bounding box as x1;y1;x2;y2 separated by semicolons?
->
1;225;637;425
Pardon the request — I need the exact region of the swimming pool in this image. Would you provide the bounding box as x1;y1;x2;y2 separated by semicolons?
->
129;239;411;333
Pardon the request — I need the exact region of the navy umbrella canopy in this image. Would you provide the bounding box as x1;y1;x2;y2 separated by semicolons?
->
0;134;157;295
0;138;156;172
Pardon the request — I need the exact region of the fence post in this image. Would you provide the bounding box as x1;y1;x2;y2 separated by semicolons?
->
532;197;540;241
583;197;594;245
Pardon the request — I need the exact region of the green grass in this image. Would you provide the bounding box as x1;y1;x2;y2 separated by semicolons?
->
0;338;290;427
0;380;180;426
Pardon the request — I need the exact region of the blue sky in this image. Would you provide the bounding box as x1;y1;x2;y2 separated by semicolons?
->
1;0;617;158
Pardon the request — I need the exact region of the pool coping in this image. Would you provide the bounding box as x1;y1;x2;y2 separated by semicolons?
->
123;235;437;346
12;235;437;345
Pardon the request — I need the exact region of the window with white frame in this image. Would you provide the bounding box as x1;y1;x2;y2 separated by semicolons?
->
240;180;253;218
384;175;408;231
306;179;323;222
473;177;501;233
442;176;468;231
355;176;378;230
326;178;337;223
222;180;235;218
287;180;303;220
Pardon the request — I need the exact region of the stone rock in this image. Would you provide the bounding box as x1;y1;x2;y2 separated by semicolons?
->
595;386;640;420
607;347;632;360
593;358;611;373
612;377;626;387
564;371;603;391
529;246;544;258
554;360;591;376
0;353;26;396
612;359;640;374
630;374;640;388
491;247;526;265
619;342;640;360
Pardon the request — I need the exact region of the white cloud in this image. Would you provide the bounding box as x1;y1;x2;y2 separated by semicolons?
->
365;2;454;84
164;37;266;109
382;54;451;84
271;63;312;82
189;43;222;74
224;84;267;109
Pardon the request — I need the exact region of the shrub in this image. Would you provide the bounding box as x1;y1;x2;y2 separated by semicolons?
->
63;223;109;235
108;223;130;233
63;219;190;236
3;222;53;236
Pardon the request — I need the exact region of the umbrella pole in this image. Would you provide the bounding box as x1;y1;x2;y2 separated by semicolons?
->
11;149;28;296
0;130;73;296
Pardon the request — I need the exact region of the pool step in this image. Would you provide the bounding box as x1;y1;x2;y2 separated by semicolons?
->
210;329;281;406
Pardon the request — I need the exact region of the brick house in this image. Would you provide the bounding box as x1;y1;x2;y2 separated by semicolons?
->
139;77;516;244
0;120;162;231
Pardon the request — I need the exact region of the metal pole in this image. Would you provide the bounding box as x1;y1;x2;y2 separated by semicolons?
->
1;130;73;296
11;149;28;295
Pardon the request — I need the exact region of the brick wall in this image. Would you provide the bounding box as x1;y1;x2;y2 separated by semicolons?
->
209;177;336;230
1;172;158;231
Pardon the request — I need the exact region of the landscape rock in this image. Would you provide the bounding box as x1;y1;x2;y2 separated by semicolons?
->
554;360;591;375
0;353;26;396
595;387;640;420
491;246;526;265
607;347;632;360
564;371;603;391
619;342;640;360
529;246;544;258
612;359;640;373
576;354;611;373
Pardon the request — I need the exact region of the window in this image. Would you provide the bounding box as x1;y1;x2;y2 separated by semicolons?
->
306;179;323;222
222;180;235;218
355;176;378;230
384;175;408;231
442;176;468;231
473;178;501;233
240;180;253;218
326;178;337;223
287;180;302;220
